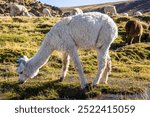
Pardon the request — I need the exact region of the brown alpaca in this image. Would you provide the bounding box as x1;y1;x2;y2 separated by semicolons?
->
125;20;143;45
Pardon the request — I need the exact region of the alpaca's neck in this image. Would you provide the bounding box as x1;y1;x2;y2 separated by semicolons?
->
29;34;54;70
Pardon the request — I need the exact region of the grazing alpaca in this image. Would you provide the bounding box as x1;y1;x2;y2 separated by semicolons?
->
121;13;128;17
71;8;83;15
104;5;118;16
125;20;143;45
42;8;52;17
134;11;142;16
6;2;31;17
17;12;118;89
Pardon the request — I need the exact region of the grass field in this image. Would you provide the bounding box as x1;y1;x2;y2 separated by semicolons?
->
0;15;150;100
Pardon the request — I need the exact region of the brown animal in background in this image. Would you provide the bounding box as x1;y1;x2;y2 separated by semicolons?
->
125;20;143;45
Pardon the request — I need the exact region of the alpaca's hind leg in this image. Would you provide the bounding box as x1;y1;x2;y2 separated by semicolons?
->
126;34;134;45
92;47;108;87
99;54;111;84
138;35;142;43
129;38;134;45
69;48;87;89
60;52;70;81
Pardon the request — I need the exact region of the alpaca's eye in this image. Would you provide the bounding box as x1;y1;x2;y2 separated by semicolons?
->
20;71;23;74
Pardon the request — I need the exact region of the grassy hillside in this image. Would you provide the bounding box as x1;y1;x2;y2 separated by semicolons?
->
0;0;34;2
0;15;150;100
61;0;150;14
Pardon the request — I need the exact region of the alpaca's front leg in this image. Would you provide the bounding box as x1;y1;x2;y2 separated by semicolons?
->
92;48;108;87
127;36;134;45
60;52;70;81
69;48;87;89
99;55;111;84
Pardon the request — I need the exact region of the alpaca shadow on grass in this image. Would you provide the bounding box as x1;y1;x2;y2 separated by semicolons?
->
36;29;50;34
0;79;92;100
110;42;126;51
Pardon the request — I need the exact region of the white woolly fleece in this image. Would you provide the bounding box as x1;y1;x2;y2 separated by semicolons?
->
9;3;31;17
18;12;118;87
49;12;118;50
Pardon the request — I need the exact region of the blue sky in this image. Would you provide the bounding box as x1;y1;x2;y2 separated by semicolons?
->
39;0;125;7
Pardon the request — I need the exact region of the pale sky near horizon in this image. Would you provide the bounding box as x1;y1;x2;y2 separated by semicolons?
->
39;0;125;7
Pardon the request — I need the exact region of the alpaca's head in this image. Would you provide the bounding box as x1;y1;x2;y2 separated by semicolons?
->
16;56;39;84
16;56;29;83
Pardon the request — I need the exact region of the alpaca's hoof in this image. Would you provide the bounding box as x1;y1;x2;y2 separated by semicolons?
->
84;83;93;92
91;84;97;90
81;84;92;92
99;81;108;84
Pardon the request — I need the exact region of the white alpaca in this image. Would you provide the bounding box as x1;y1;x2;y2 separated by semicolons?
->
16;12;118;89
121;13;128;17
104;5;118;16
6;2;31;17
71;8;83;15
135;11;142;16
42;8;52;17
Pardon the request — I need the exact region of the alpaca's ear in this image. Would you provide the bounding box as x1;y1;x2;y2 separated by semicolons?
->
16;56;28;66
21;56;28;65
16;58;26;66
23;55;29;61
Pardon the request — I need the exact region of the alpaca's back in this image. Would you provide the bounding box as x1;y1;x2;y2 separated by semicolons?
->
135;11;142;16
49;12;118;49
10;3;28;16
125;20;143;37
13;4;27;12
43;8;51;16
71;8;83;15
